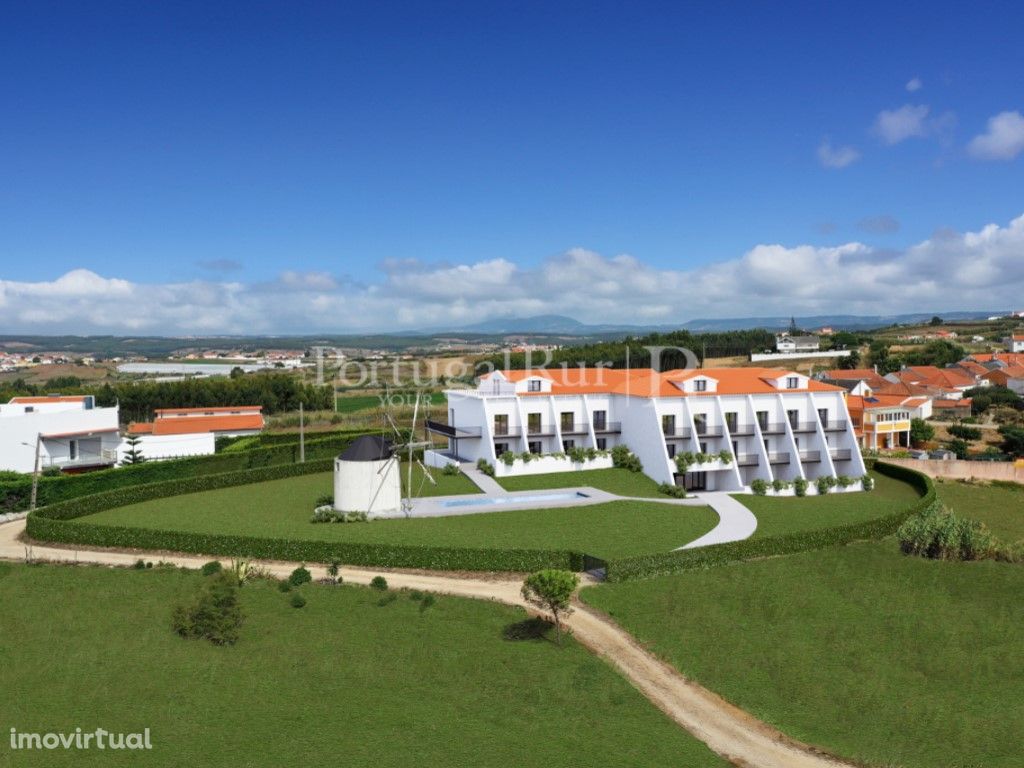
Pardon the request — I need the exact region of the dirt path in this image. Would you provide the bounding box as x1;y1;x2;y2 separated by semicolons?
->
0;519;853;768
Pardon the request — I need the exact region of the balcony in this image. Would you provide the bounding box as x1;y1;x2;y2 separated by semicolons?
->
662;427;693;439
829;448;853;461
491;426;523;438
426;420;482;439
789;421;818;433
525;424;557;437
559;422;590;435
45;450;118;470
759;423;786;434
694;425;724;437
593;422;622;434
736;453;759;466
798;450;821;463
768;452;790;464
823;420;849;432
728;423;756;436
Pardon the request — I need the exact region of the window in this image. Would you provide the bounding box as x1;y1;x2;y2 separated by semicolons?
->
527;413;542;434
786;377;799;389
662;414;676;435
787;409;799;428
693;413;707;434
69;440;79;461
593;410;607;430
493;414;509;436
24;406;34;413
756;410;769;429
527;379;542;392
666;443;676;458
725;412;738;431
694;378;707;392
817;408;829;424
699;441;708;453
563;439;575;451
494;442;509;456
560;411;574;431
528;441;542;454
596;438;607;450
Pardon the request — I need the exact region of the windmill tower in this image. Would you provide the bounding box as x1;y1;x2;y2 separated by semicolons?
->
333;391;436;518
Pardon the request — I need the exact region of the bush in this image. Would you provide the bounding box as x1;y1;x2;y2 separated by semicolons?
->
611;444;642;472
717;449;733;463
370;575;388;591
948;424;983;441
793;477;808;497
476;458;495;477
674;451;695;473
172;571;243;646
567;446;588;464
314;493;334;507
289;592;307;609
420;593;436;611
815;476;833;495
657;483;687;498
288;566;312;587
836;474;854;488
861;474;875;491
200;560;223;576
132;558;147;570
771;478;790;493
277;580;292;593
441;463;460;476
898;504;994;561
750;478;769;496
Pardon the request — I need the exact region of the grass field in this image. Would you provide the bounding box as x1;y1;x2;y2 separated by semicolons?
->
0;563;726;767
335;392;446;413
583;540;1024;768
735;471;922;538
497;468;667;498
79;474;719;558
935;479;1024;542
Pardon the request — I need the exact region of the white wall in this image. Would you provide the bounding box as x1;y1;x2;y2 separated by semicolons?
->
492;454;613;478
0;406;120;473
751;350;852;362
118;432;216;464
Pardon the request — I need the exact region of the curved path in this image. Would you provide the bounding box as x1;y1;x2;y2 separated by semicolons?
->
1;517;851;768
675;492;758;549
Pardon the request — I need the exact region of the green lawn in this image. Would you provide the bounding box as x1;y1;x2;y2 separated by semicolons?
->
497;468;667;498
334;394;385;413
0;563;726;767
735;470;923;538
935;479;1024;542
583;540;1024;768
79;473;718;558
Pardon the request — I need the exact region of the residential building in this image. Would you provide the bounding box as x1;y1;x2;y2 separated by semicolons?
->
122;406;264;462
819;368;888;395
775;333;820;353
0;395;120;474
428;367;865;492
1005;333;1024;353
982;366;1024;395
847;394;922;450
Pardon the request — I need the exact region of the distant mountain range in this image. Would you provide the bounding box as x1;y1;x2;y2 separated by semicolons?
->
431;311;1005;336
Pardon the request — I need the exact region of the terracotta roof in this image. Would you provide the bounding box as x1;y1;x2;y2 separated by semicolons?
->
933;398;972;409
128;422;154;434
847;394;922;412
154;405;263;415
899;366;976;389
489;367;844;397
129;413;264;436
9;395;89;404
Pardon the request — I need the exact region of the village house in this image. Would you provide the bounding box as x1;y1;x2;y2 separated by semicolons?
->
0;395;121;474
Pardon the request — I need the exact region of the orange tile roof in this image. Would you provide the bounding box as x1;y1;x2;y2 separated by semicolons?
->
9;395;89;404
154;405;263;415
933;398;972;409
129;414;264;436
490;367;845;397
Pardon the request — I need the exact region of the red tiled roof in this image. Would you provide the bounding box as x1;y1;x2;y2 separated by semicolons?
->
129;414;264;436
9;395;88;404
154;406;263;415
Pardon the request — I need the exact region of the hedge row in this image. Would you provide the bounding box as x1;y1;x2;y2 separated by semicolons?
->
26;460;581;573
603;461;935;582
0;432;365;513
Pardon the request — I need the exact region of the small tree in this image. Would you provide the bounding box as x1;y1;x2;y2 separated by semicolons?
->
909;418;934;445
521;570;579;645
122;434;146;464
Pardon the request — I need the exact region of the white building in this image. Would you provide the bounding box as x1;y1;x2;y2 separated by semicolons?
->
0;395;120;474
427;367;866;492
122;406;264;462
1005;333;1024;353
775;334;821;353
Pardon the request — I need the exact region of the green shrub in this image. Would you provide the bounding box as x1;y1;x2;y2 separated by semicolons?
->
567;446;588;464
370;575;388;591
132;558;147;570
377;592;397;606
408;589;424;601
441;463;460;476
948;424;983;441
499;451;516;467
815;476;832;495
288;566;312;587
898;504;994;561
200;560;223;576
171;571;243;646
657;483;687;498
718;449;733;463
674;451;695;473
289;592;307;609
420;594;436;611
836;474;854;488
314;493;334;507
277;580;292;593
476;458;495;477
794;477;808;497
861;474;875;491
611;444;642;473
771;478;790;492
750;478;769;496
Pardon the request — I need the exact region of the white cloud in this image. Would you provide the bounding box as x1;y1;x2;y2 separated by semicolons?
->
873;104;930;144
906;77;922;92
816;139;860;169
967;111;1024;161
3;214;1024;333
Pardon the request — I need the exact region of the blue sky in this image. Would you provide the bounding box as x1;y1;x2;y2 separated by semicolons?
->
1;1;1023;333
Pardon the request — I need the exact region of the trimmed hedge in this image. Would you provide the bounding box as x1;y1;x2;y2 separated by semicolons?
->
26;460;581;573
603;462;935;582
0;432;365;513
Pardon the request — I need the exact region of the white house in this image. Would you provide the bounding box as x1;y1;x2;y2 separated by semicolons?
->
427;367;866;492
1006;333;1024;353
775;333;821;353
121;406;264;462
0;395;121;474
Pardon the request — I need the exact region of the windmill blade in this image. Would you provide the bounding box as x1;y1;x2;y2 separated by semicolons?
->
417;458;436;485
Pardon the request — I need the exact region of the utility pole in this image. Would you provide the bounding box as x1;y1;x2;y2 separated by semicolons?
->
30;432;42;512
299;402;305;463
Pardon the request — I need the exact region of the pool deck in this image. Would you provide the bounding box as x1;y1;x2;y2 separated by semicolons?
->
382;487;621;518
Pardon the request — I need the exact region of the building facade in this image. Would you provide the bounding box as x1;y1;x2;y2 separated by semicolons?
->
0;395;120;474
122;406;264;462
429;367;866;492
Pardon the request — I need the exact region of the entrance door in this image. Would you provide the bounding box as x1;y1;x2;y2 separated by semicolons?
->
683;471;707;491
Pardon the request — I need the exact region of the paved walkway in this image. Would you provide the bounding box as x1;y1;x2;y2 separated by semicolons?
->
459;462;508;495
676;492;759;550
0;516;853;768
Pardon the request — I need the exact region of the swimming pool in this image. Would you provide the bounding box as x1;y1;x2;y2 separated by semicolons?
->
440;491;590;508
